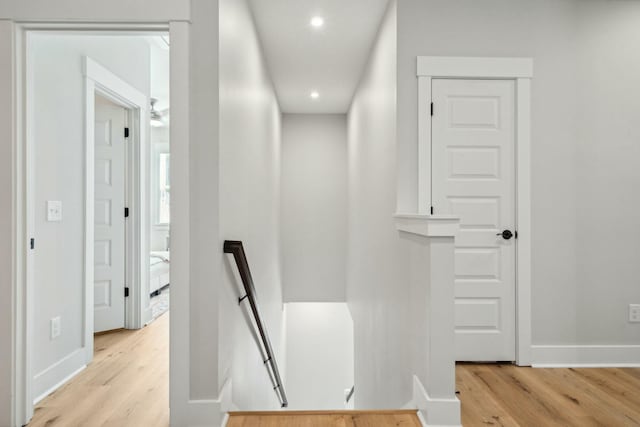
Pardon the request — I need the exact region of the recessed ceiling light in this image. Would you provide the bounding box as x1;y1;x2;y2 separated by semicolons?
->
310;16;324;28
310;91;320;99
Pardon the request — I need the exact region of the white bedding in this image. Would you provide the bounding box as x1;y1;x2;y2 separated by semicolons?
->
150;251;171;263
150;251;170;294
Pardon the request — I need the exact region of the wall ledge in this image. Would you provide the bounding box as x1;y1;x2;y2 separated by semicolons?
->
394;214;459;238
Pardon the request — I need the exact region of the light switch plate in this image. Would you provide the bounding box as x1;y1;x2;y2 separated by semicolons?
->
47;200;62;222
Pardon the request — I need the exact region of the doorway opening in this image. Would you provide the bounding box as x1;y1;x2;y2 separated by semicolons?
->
22;30;171;425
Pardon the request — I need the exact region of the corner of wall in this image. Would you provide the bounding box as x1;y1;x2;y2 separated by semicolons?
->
411;375;461;427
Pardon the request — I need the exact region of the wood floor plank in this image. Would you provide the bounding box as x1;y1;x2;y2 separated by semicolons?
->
456;364;519;426
517;367;635;427
457;363;640;427
28;313;169;427
27;317;640;427
226;412;421;427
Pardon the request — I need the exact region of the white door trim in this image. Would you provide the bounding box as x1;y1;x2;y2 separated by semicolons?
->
84;56;150;339
11;23;184;426
417;56;533;366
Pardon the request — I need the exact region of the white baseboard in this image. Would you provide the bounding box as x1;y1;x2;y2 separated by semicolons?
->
412;375;461;427
173;379;236;427
33;348;86;404
532;345;640;367
219;378;237;413
142;306;153;326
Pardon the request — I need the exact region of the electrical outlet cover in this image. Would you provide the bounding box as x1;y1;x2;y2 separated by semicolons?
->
629;304;640;323
50;316;61;339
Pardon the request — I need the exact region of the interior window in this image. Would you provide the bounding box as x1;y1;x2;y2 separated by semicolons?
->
158;152;170;225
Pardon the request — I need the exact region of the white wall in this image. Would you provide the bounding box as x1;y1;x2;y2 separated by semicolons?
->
281;114;347;302
347;1;411;408
574;2;640;345
396;0;640;350
29;34;151;400
284;303;354;410
219;0;285;410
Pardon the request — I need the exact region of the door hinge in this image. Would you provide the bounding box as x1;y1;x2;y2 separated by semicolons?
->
430;206;434;215
430;102;434;116
125;287;130;298
124;127;130;138
124;207;129;218
30;238;35;250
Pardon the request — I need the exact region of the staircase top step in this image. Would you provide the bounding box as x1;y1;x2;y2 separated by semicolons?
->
227;409;422;427
229;409;418;416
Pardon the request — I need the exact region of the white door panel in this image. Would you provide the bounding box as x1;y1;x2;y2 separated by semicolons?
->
94;95;126;333
432;79;516;361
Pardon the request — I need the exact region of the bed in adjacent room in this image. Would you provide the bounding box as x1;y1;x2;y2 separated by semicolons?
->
150;251;170;295
150;251;170;320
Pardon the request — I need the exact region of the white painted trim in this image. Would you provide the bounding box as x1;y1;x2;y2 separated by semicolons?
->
531;345;640;367
417;56;533;366
84;76;96;360
417;56;533;78
412;376;461;427
168;20;196;427
184;399;222;427
84;56;149;348
34;367;85;405
84;57;149;107
417;77;432;215
416;410;428;427
395;214;460;237
398;217;461;426
515;78;533;366
216;378;236;426
178;379;235;427
32;349;86;404
13;23;32;427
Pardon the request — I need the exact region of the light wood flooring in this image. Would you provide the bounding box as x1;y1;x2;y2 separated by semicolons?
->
29;313;169;427
27;314;640;427
226;410;421;427
457;362;640;426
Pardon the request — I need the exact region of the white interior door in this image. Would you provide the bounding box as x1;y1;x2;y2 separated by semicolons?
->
432;79;516;361
94;95;127;333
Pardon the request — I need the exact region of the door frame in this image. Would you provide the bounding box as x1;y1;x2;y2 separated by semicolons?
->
10;23;189;425
84;56;149;341
416;56;533;366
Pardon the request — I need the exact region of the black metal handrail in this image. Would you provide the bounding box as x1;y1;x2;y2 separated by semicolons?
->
346;385;355;404
223;240;288;408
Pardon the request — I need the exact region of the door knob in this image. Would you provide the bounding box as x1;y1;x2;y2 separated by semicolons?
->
497;230;513;240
